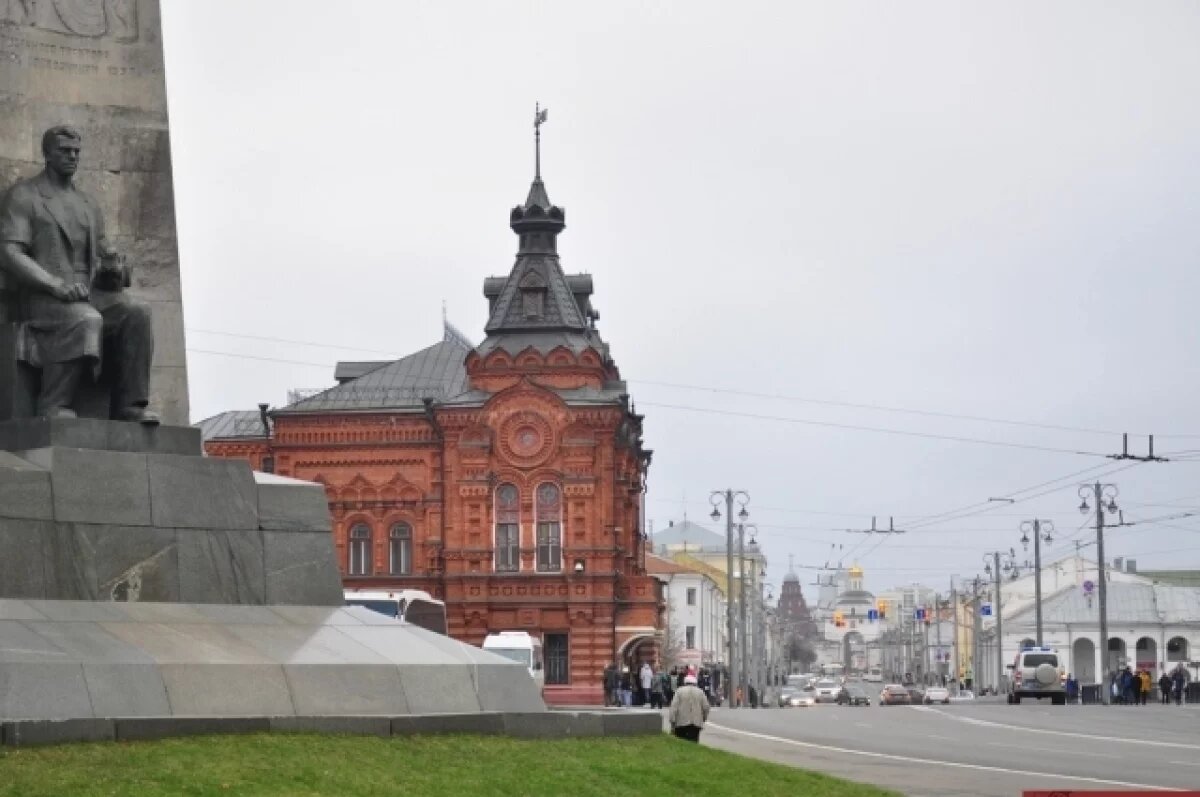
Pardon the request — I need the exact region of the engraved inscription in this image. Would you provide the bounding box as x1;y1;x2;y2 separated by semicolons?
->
2;0;137;41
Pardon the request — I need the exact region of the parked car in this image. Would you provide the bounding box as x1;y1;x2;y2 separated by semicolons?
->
813;679;840;703
837;683;872;706
948;689;976;704
923;686;950;704
779;687;816;707
879;684;912;705
905;684;925;704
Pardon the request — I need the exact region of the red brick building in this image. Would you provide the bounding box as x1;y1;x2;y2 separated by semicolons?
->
201;162;660;705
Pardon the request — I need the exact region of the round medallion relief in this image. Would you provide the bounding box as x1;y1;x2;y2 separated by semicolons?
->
498;412;555;467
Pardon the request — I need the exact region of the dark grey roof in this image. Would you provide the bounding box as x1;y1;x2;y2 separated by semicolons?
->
280;339;470;413
484;255;588;334
442;382;628;408
334;361;390;383
196;410;264;441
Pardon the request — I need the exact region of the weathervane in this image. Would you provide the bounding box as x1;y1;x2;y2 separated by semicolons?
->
534;103;548;179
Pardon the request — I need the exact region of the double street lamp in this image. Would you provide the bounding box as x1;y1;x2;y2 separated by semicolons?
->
983;548;1019;694
1079;482;1119;704
711;490;749;707
1019;519;1054;646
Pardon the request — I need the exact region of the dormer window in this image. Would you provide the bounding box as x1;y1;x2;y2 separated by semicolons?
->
523;289;545;318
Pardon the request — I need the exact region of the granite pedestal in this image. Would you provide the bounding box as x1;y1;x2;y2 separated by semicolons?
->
0;419;548;723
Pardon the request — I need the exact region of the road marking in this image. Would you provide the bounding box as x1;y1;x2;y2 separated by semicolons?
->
705;723;1183;792
921;707;1200;751
926;734;951;740
1170;761;1200;768
986;740;1107;759
854;722;872;728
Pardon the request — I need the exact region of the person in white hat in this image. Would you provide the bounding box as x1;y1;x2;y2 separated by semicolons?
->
668;671;710;742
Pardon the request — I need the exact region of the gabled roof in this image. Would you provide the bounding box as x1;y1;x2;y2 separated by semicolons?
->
646;554;699;576
196;410;263;441
279;339;470;413
1007;581;1200;626
484;254;588;334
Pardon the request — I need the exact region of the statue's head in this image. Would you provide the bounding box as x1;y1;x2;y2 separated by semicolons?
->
41;125;83;178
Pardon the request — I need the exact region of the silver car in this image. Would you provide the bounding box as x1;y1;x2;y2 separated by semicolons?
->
813;679;840;703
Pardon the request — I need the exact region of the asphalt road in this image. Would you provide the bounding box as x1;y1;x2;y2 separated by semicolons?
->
699;699;1200;796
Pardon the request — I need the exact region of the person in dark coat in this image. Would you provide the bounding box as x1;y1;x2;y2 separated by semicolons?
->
1159;672;1173;705
603;663;618;707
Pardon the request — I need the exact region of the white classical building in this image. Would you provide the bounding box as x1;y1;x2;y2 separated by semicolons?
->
974;556;1200;689
646;553;728;669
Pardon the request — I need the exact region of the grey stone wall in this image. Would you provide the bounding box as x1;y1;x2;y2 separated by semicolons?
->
0;0;188;424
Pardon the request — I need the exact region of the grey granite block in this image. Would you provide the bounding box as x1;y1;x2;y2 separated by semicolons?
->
0;519;51;598
390;712;505;736
397;664;483;714
115;716;271;742
562;711;606;737
227;623;387;665
42;524;179;602
2;718;115;746
0;452;51;520
269;715;392;736
177;529;266;604
23;619;154;663
0;662;93;719
0;418;200;456
159;663;294;716
100;621;272;664
601;711;663;736
81;663;171;716
148;455;257;530
502;711;574;738
283;664;408;715
0;600;49;621
475;664;548;712
0;620;71;662
263;530;343;606
255;474;331;531
29;449;152;526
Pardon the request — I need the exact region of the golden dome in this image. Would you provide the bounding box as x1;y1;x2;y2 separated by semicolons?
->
849;564;864;577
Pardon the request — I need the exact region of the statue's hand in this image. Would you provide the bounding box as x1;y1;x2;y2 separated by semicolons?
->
51;279;90;302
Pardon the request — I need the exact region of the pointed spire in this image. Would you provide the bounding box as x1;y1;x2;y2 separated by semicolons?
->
526;104;552;210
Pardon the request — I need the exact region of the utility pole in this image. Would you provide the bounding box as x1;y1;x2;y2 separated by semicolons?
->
971;578;982;691
934;592;943;684
737;522;749;704
710;490;749;707
983;550;1019;695
1078;483;1118;705
1019;519;1054;646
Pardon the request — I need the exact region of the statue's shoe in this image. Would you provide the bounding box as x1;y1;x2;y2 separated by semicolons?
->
117;406;161;426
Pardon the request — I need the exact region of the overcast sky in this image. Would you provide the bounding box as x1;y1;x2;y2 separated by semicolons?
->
161;1;1200;601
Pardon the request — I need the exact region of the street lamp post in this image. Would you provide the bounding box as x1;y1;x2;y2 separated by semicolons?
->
1019;519;1054;646
711;490;749;707
1078;482;1118;705
984;549;1020;696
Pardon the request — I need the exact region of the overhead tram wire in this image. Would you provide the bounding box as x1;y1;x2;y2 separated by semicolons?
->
186;328;1200;439
636;401;1112;457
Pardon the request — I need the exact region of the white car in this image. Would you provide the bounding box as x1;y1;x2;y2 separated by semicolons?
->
923;686;950;704
948;690;975;703
813;679;840;703
1007;646;1066;705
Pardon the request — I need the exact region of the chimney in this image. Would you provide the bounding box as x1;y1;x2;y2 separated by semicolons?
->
1126;559;1137;574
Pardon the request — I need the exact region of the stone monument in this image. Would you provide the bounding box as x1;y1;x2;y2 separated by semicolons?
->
0;1;574;742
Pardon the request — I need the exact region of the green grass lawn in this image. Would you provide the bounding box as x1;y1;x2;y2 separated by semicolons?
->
0;732;900;797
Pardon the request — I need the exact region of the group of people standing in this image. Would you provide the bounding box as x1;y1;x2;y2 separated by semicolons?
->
600;661;716;743
1110;664;1190;705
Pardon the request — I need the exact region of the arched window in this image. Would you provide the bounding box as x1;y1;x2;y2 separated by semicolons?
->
348;523;372;575
1167;636;1189;663
536;483;562;572
495;484;520;572
389;523;412;575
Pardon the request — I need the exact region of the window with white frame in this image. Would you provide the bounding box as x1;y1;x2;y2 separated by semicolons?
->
495;483;520;572
348;523;372;575
389;522;412;575
535;483;562;572
686;626;696;649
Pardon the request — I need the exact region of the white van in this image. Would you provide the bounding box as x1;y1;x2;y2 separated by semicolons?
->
482;631;544;686
864;667;883;683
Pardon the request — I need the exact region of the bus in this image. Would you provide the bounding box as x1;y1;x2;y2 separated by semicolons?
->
482;631;544;687
343;589;448;635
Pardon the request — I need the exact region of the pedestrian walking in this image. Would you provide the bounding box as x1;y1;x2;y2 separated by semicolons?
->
1159;672;1173;705
1171;665;1188;706
639;661;654;706
1065;674;1079;705
603;663;619;707
619;667;633;707
1120;667;1136;705
650;667;665;709
1138;669;1151;706
668;671;710;743
659;669;675;707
